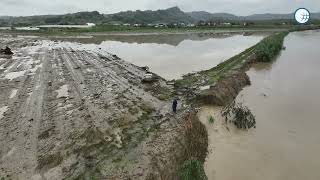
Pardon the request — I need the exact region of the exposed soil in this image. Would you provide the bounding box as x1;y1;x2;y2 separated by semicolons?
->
0;35;202;179
195;71;250;106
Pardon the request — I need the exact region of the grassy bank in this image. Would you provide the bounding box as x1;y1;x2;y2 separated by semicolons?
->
255;32;289;62
174;31;289;89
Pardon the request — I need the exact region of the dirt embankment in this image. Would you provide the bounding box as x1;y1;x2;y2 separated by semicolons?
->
192;32;288;106
175;32;289;107
196;71;250;106
0;35;206;180
145;110;208;179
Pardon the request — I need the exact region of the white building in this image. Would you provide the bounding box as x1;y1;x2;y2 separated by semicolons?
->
15;27;40;31
86;23;96;27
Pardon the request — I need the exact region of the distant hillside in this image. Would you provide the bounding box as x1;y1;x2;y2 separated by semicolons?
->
187;11;240;21
0;7;194;26
104;7;194;24
0;11;106;26
0;7;319;27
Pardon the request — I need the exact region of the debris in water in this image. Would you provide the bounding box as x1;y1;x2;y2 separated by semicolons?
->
261;93;268;97
221;100;256;129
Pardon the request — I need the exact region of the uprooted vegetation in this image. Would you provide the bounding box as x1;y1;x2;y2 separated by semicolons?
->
221;101;256;129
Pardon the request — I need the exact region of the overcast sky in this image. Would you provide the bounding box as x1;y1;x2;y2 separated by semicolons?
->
0;0;319;16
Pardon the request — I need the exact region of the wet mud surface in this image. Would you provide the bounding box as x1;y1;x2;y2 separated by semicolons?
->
0;35;187;179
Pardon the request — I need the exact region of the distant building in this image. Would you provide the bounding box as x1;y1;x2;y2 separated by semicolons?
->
123;23;131;26
155;23;167;28
86;23;96;27
15;27;40;31
133;24;142;27
0;27;11;30
37;23;96;29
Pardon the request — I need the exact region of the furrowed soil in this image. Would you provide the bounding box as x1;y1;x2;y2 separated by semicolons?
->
0;35;189;179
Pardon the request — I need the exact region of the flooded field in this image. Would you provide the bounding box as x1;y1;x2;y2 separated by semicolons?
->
51;33;264;80
199;30;320;180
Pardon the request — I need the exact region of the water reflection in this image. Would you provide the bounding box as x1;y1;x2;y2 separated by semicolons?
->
50;33;259;46
76;34;262;80
49;33;264;80
103;35;263;80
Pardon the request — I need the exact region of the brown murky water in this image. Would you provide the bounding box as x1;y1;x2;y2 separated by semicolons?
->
199;30;320;180
50;33;263;80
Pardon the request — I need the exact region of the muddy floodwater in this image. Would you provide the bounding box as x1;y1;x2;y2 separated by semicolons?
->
199;30;320;180
52;33;263;80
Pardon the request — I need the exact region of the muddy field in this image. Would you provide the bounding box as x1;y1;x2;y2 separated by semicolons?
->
0;35;188;179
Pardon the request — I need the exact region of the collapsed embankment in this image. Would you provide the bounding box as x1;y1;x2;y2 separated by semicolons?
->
196;71;251;106
175;31;289;106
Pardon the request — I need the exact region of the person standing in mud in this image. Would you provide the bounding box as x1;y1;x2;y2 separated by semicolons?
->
172;99;178;113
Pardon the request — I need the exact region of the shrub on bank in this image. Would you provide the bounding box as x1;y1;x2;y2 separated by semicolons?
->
255;32;289;62
180;159;207;180
178;111;209;180
208;116;215;124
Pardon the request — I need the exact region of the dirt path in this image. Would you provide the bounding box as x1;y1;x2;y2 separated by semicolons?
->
0;35;182;179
